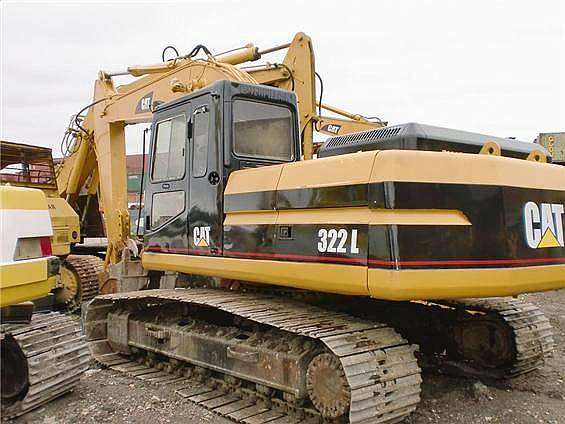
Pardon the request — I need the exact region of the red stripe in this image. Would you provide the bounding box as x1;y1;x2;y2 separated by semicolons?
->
368;257;565;266
144;246;564;267
145;246;207;254
225;250;367;265
144;246;366;265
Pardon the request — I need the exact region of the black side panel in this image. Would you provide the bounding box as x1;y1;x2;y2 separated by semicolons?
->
276;184;368;210
368;182;565;269
223;182;565;270
224;224;368;266
224;184;369;212
224;191;277;213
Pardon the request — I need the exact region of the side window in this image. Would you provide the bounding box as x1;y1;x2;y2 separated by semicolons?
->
152;115;186;182
233;99;293;161
192;106;209;177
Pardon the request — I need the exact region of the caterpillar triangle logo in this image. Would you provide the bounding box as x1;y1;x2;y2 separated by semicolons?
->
193;226;211;248
538;228;560;248
523;202;564;249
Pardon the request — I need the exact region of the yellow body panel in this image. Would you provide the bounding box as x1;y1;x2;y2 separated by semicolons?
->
0;260;54;307
368;265;565;300
369;149;565;189
278;151;376;189
143;252;565;301
146;148;565;299
0;185;55;307
224;165;282;196
0;185;48;210
225;149;565;195
142;252;369;296
224;207;471;226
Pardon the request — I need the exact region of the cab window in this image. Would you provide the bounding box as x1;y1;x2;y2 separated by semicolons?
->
151;115;186;181
151;191;185;228
192;106;209;177
233;100;293;161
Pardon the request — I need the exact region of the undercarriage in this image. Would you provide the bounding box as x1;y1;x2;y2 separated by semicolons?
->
83;280;555;423
85;288;422;423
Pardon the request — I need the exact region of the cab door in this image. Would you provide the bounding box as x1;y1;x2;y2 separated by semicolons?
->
144;102;190;253
188;93;223;256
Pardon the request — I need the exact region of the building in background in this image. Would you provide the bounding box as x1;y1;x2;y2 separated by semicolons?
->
125;154;148;236
126;154;148;205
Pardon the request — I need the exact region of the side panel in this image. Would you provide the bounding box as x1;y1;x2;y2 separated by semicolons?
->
367;183;565;269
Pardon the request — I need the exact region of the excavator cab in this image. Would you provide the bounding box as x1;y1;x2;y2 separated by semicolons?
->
144;80;300;256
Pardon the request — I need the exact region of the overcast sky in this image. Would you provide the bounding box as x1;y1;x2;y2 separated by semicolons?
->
1;0;563;156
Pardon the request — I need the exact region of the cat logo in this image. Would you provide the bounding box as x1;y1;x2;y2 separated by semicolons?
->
523;202;564;249
193;226;211;248
320;123;342;135
135;92;153;114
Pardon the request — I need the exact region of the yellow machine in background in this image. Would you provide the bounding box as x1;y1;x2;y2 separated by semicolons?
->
0;141;103;310
0;186;57;307
0;185;89;418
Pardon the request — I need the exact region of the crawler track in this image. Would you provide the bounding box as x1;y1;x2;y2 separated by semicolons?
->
61;255;103;311
439;297;555;378
1;312;91;419
85;288;422;423
348;296;554;380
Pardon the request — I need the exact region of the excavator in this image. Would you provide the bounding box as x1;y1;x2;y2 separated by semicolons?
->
57;32;563;423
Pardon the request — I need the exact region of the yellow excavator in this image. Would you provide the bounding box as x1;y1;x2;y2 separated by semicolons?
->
59;32;563;423
0;141;103;311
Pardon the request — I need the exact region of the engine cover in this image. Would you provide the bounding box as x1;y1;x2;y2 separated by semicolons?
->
317;122;550;161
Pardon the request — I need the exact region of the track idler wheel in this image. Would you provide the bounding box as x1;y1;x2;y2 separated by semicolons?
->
0;335;29;408
453;315;515;368
306;352;351;419
55;261;80;309
55;255;103;311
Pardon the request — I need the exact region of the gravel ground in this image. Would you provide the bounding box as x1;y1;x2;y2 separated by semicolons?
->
10;290;565;424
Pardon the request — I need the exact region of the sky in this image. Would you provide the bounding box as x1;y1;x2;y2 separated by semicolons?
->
1;0;563;157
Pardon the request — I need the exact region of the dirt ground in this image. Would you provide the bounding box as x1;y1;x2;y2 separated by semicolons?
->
11;289;565;424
